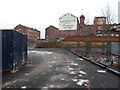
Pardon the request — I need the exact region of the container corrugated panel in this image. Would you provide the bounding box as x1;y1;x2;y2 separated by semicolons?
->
2;30;27;71
0;31;2;71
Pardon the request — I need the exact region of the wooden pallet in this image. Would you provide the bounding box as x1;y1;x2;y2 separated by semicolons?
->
2;61;29;74
112;65;120;68
10;69;19;74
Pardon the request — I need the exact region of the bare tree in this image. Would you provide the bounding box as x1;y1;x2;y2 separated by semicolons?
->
86;18;90;25
101;3;114;24
101;3;115;65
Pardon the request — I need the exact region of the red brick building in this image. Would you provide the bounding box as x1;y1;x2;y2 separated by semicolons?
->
94;17;120;37
45;25;59;41
58;13;80;40
45;13;95;41
94;17;107;36
14;24;40;40
46;13;120;41
79;15;94;36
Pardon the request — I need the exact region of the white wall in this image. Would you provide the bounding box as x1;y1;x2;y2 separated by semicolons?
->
0;30;2;90
118;1;120;23
59;13;77;30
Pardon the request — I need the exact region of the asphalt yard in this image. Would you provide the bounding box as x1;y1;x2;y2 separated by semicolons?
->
2;48;120;90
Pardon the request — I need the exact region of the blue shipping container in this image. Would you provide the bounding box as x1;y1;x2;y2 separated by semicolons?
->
0;31;2;71
1;30;27;71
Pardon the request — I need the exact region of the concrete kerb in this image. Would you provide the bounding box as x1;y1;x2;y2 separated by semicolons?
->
107;67;120;75
90;61;106;68
66;48;120;75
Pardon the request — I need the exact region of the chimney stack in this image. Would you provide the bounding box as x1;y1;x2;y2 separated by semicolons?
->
80;15;85;24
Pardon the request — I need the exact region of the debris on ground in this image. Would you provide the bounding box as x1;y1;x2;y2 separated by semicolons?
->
54;57;57;59
68;67;74;70
25;73;29;76
28;51;52;55
70;71;76;74
76;79;89;86
49;85;55;88
70;63;78;66
97;69;106;73
74;76;77;78
49;65;52;67
79;74;82;77
61;78;65;81
48;61;56;64
79;71;87;75
72;79;78;82
21;86;27;89
41;87;48;90
76;58;83;61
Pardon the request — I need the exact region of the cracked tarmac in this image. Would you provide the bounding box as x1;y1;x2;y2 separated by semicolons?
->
2;48;120;89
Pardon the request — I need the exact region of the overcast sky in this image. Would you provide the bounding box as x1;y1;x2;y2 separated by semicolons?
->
0;0;119;38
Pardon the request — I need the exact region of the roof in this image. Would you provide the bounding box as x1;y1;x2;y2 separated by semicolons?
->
45;25;59;30
95;17;106;18
59;12;78;20
16;24;39;31
80;15;85;18
0;29;14;31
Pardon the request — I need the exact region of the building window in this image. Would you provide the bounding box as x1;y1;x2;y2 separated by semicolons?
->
111;34;114;37
98;26;103;30
116;34;119;37
97;30;101;33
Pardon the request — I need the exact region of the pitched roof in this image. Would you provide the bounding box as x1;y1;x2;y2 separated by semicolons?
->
16;24;39;31
59;12;78;20
45;25;59;30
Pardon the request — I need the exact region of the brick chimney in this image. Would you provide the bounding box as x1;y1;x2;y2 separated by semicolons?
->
80;15;85;24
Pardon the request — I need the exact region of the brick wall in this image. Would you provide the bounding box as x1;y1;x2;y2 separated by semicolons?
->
14;24;40;40
45;25;59;41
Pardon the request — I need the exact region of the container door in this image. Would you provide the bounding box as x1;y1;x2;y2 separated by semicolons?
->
2;31;13;71
13;31;22;70
21;34;27;64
